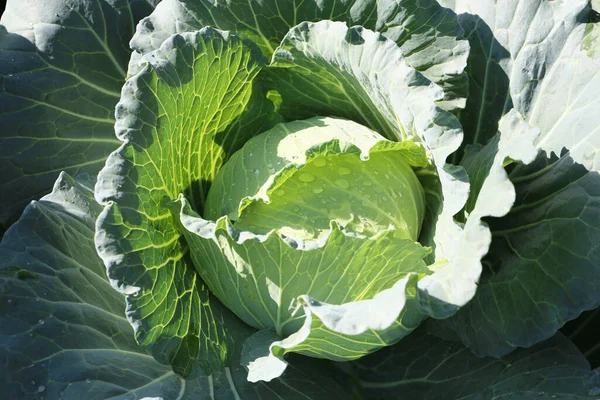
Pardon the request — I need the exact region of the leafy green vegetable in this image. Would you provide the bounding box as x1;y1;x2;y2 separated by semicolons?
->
1;0;600;398
175;120;435;381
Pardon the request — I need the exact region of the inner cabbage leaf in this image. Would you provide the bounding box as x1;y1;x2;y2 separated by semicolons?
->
205;117;427;241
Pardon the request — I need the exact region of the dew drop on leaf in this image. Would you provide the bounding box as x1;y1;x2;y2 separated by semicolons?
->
335;179;350;189
298;173;315;183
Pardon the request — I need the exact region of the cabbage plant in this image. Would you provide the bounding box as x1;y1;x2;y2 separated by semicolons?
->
1;0;600;398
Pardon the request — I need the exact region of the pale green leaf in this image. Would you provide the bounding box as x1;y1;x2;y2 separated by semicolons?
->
446;0;595;155
205;117;428;241
94;28;276;376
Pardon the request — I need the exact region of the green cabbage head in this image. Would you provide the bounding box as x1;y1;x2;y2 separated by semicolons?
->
3;0;597;394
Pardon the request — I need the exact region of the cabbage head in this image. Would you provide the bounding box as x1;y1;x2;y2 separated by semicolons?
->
1;0;600;398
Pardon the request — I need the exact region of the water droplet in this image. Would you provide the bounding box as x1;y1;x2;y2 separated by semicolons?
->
38;319;45;325
338;167;351;175
275;190;285;197
254;169;260;175
298;173;315;183
249;152;253;157
335;179;350;189
583;148;595;161
312;157;326;167
85;378;91;384
312;186;323;194
374;187;383;194
31;381;36;385
38;385;46;393
7;299;12;303
293;206;300;212
390;190;398;199
59;391;64;397
362;180;372;187
36;298;40;302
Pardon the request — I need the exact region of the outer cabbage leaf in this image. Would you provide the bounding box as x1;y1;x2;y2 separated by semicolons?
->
0;172;357;399
0;0;158;233
444;0;591;149
563;308;600;369
94;28;276;376
428;5;600;357
175;117;432;381
439;148;600;358
128;0;469;110
353;325;599;400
